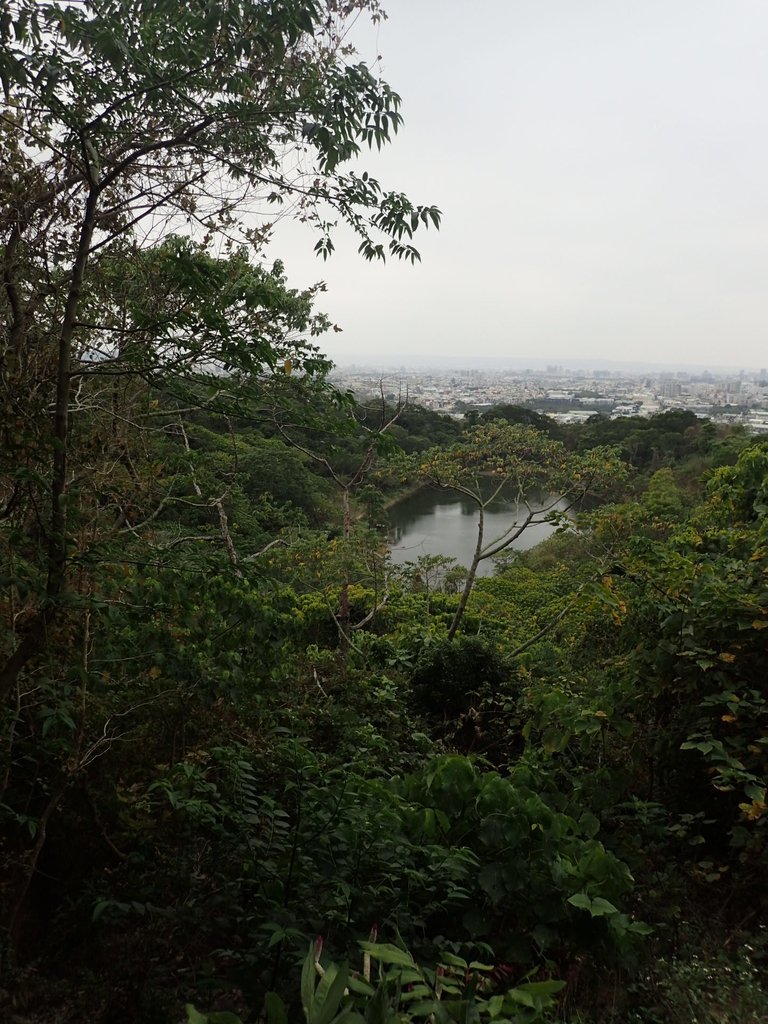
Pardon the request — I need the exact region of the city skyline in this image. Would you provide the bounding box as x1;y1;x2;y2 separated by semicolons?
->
331;360;768;436
329;355;767;374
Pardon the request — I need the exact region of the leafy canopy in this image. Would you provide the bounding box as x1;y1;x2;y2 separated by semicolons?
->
0;0;441;263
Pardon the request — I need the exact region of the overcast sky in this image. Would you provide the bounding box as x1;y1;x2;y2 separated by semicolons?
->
276;0;768;370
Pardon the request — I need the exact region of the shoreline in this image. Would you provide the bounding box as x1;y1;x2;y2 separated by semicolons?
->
381;479;427;512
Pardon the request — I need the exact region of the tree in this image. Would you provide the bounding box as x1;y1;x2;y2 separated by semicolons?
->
478;403;563;440
0;0;440;697
597;443;768;861
415;422;625;639
270;381;404;643
643;467;684;523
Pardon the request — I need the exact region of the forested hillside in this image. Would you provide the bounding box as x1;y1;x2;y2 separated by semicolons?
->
2;3;767;1023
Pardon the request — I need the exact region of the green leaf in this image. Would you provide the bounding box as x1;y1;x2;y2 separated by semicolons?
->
92;900;112;922
404;1000;440;1017
264;993;288;1024
567;892;592;911
185;1007;209;1024
347;977;375;997
360;941;415;968
505;989;535;1008
301;946;317;1020
517;980;566;997
439;952;468;968
392;969;424;986
589;897;619;917
399;985;432;1002
315;962;349;1024
578;810;601;838
627;921;654;936
314;963;340;1015
487;994;505;1018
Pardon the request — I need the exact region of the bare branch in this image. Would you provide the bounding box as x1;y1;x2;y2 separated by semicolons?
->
177;418;242;575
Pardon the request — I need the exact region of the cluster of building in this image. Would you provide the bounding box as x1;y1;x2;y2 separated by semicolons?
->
331;364;768;434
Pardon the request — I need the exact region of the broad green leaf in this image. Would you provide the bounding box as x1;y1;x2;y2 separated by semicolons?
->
264;992;288;1024
185;1007;209;1024
567;892;592;911
516;980;566;998
347;977;375;997
404;1000;440;1017
315;962;349;1024
487;994;505;1017
627;921;654;936
313;963;343;1021
301;946;317;1020
589;897;619;917
360;941;415;968
439;952;468;968
505;989;535;1008
399;985;432;1002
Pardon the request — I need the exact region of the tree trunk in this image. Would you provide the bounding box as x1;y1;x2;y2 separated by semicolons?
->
448;503;484;640
0;187;99;704
338;488;352;642
5;775;69;942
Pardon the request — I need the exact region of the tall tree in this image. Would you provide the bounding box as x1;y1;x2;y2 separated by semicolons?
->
415;422;624;639
0;0;440;696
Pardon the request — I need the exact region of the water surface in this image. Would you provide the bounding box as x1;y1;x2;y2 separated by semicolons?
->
388;487;565;576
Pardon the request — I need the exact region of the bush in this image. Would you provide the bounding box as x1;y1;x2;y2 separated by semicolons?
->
410;636;510;716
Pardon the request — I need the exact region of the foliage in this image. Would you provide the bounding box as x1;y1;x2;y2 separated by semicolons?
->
395;756;641;962
194;940;566;1024
2;396;765;1022
0;0;441;704
478;404;564;441
413;421;625;638
616;445;768;857
298;939;565;1024
382;403;464;455
2;8;766;1015
642;467;684;523
409;635;510;716
611;930;768;1024
570;410;716;467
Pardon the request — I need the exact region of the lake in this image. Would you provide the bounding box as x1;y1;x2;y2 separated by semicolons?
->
388;487;566;576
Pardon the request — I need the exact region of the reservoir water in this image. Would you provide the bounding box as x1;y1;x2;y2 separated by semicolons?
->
388;487;566;576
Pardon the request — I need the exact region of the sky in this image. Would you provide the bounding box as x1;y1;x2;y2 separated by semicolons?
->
275;0;768;370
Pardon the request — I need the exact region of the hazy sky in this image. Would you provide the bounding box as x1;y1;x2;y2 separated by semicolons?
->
276;0;768;369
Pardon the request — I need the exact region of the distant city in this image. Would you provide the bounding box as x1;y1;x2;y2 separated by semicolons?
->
330;363;768;434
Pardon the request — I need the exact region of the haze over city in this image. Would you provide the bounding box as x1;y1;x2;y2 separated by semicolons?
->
276;0;768;371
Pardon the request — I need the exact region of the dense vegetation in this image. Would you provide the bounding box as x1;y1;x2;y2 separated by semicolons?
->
2;3;767;1022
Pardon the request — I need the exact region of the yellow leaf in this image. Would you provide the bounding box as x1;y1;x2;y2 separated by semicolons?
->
148;666;161;679
739;800;767;822
751;619;768;630
718;652;736;663
721;714;736;723
594;710;608;719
